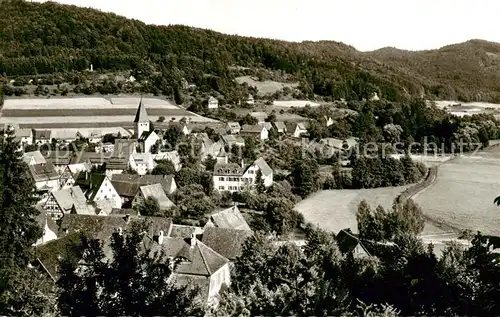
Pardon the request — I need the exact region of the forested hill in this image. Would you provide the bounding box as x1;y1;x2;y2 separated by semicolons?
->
1;0;500;103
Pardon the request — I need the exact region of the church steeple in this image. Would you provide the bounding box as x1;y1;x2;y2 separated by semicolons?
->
134;97;150;138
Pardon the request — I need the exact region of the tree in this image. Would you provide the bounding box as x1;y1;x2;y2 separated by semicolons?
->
290;156;319;197
157;116;166;122
164;125;183;148
204;155;217;171
137;196;161;216
151;160;176;175
173;84;184;105
57;224;201;316
263;198;301;236
255;169;265;194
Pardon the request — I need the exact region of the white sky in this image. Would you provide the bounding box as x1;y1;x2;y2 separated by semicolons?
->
34;0;500;51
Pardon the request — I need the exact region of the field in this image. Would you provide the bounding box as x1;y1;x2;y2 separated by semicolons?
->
235;76;298;95
0;96;217;128
434;100;500;118
414;145;500;236
294;186;412;234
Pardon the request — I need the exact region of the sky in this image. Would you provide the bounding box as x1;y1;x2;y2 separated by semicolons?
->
34;0;500;51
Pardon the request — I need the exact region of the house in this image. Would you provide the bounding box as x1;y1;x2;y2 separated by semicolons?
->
59;163;91;189
110;180;140;207
213;157;273;193
45;150;73;174
153;150;182;171
33;129;52;145
320;137;358;152
226;122;241;134
167;122;191;135
147;234;230;301
104;139;137;177
336;229;371;259
13;128;33;147
202;227;253;261
33;212;58;246
286;122;308;138
261;122;273;132
204;206;251;231
168;224;204;239
23;150;46;166
51;130;77;145
138;130;159;153
246;94;255;105
130;153;156;175
249;112;267;123
273;121;287;133
193;134;223;161
69;152;107;167
221;135;245;148
77;130;102;144
370;92;380;101
132;184;175;210
324;116;334;127
97;142;114;153
208;96;219;109
29;162;60;193
111;174;177;195
240;124;268;140
44;186;91;219
83;174;122;210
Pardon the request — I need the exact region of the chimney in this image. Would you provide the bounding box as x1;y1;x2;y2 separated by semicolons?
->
158;230;164;245
116;227;123;235
190;233;196;248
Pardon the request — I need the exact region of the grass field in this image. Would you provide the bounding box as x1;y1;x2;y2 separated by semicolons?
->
294;186;412;234
235;76;298;95
414;146;500;236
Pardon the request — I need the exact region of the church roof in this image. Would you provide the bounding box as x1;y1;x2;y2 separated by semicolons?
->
134;98;149;123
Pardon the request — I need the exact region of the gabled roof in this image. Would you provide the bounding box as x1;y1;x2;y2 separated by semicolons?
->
35;211;59;235
45;150;73;166
241;124;265;133
134;98;149;123
109;208;139;216
336;229;371;257
202;227;253;260
138;130;157;142
252;157;273;176
168;224;204;239
86;174;109;201
261;122;273;131
208;206;251;231
23;150;46;165
29;162;59;182
208;96;218;102
52;186;90;215
105;156;129;170
111;174;176;194
138;184;174;210
221;135;245;145
111;180;140;197
113;139;136;158
227;122;241;129
13;128;32;139
149;237;228;276
273;121;287;131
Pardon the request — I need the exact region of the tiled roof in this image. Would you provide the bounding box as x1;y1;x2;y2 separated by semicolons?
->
69;152;107;165
35;211;59;234
241;124;264;133
45;150;73;165
112;174;176;194
261;122;273;131
29;162;59;182
221;135;245;145
109;208;139;216
52;186;90;214
273;121;287;131
105;156;129;170
138;184;174;210
227;122;241;129
202;227;253;260
111;180;140;197
34;129;51;139
35;232;82;281
86;174;107;201
23;150;47;165
14;128;32;138
168;224;204;239
208;206;251;231
213;163;244;176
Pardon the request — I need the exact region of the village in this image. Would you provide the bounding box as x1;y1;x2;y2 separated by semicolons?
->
1;94;363;305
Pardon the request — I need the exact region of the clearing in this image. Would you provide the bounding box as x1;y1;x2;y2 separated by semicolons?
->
235;76;298;95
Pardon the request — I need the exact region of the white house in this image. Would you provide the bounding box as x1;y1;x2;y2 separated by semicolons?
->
33;129;52;145
13;128;33;147
226;122;241;134
213;157;273;193
246;94;254;105
208;96;219;109
138;130;159;153
44;186;91;219
130;153;156;175
324;116;334;127
153;150;182;171
33;212;58;246
240;124;268;140
286;122;308;138
29;162;60;194
85;174;122;209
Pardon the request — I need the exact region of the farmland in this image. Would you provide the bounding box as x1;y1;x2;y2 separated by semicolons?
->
0;96;217;128
235;76;299;95
414;145;500;236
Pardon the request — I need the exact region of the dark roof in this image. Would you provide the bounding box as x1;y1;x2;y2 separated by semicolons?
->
213;163;244;176
202;227;253;260
86;174;107;201
105;156;129;170
111;180;140;197
148;237;228;276
240;124;264;133
169;224;203;239
35;211;59;234
111;174;175;194
29;162;59;182
59;214;172;242
34;129;51;139
109;208;139;216
336;229;371;257
45;150;73;165
69;152;106;165
134;98;149;123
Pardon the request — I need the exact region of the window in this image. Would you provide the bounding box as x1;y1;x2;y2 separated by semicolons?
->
219;177;225;181
219;186;225;190
248;170;254;174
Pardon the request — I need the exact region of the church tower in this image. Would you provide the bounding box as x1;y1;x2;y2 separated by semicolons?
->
134;98;150;138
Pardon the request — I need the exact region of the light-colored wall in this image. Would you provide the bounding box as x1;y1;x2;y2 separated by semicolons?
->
35;179;60;192
144;133;159;153
93;177;122;208
33;223;58;246
208;263;231;298
213;163;273;192
208;100;219;109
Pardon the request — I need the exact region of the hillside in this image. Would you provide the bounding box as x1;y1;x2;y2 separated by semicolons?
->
0;0;499;103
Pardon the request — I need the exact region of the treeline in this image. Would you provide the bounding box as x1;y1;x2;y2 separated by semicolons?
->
2;0;498;102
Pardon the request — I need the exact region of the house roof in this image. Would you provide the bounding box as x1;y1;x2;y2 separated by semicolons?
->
111;174;176;195
23;150;46;165
29;162;59;182
67;163;91;175
336;229;371;257
148;237;228;277
51;130;77;140
134;98;149;123
111;180;140;198
86;174;108;201
213;163;244;176
109;208;139;216
138;184;174;210
168;224;204;239
138;130;157;142
208;96;217;102
273;121;287;131
35;211;59;235
208;206;251;231
202;227;253;260
69;152;106;165
105;156;129;170
52;186;90;214
286;122;308;132
253;157;273;176
14;128;32;139
113;139;136;158
261;122;273;131
241;124;265;134
59;214;173;241
45;150;73;165
221;135;245;145
227;122;241;129
34;129;51;139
